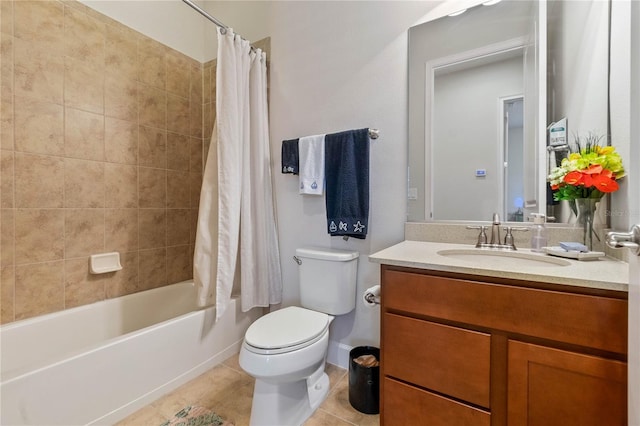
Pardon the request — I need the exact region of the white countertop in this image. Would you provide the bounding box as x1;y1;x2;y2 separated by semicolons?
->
369;240;629;292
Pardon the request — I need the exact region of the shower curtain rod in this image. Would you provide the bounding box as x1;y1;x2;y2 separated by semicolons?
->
182;0;229;32
182;0;259;53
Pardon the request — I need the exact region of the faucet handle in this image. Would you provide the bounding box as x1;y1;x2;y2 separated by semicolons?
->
467;225;488;247
503;226;529;249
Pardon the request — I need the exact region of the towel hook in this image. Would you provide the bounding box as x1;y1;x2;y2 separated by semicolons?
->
368;128;379;140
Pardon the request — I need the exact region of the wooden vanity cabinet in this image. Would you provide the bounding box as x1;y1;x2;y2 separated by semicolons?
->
379;265;628;426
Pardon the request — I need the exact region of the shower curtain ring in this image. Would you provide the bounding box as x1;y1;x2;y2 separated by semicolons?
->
293;256;302;265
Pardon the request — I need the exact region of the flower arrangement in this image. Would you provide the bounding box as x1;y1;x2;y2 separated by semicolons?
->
548;133;625;201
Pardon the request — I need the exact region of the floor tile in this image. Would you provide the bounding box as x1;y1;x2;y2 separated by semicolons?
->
118;353;379;426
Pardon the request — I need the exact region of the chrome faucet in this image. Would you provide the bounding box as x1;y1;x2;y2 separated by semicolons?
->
467;213;529;250
490;213;501;245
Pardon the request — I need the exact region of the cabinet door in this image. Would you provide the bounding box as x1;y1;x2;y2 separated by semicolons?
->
508;340;627;426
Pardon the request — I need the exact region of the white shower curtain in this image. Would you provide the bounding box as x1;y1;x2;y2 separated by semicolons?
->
194;28;282;321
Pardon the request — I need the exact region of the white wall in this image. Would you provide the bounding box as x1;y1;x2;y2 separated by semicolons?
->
547;0;609;136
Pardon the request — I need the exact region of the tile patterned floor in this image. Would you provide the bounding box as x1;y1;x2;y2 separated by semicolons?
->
116;353;379;426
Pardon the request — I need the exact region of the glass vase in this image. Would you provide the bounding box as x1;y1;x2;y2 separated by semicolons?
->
574;198;599;251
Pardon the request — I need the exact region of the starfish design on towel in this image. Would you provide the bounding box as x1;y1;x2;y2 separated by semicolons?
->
353;221;365;233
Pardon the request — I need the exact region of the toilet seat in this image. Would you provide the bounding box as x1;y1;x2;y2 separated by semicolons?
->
244;306;330;355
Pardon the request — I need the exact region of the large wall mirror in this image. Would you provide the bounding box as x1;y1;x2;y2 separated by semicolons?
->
407;0;610;224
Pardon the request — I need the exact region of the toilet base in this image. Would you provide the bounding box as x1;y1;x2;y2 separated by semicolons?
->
249;364;330;426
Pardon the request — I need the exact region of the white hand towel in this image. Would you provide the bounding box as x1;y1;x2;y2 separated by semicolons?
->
298;134;325;195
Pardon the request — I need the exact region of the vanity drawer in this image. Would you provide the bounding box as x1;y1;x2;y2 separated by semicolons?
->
383;377;491;426
383;313;491;408
382;268;627;354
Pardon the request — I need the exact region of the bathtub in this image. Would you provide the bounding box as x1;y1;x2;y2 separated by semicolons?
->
0;280;262;425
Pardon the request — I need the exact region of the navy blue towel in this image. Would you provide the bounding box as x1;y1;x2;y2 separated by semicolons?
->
324;128;370;239
281;139;299;174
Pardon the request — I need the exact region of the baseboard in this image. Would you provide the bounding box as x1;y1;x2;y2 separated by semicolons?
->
326;341;353;370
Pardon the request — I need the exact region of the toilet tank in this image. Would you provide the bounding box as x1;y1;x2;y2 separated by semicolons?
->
296;247;359;315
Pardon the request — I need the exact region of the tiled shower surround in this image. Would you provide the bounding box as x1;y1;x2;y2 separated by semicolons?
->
0;0;219;324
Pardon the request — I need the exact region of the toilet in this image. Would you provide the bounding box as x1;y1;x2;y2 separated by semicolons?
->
239;247;359;426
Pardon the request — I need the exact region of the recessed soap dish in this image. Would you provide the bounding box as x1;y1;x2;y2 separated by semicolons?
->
90;252;123;274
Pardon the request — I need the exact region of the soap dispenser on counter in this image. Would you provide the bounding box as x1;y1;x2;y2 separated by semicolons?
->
530;213;548;253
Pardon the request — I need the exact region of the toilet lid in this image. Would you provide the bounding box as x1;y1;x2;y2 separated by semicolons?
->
245;306;330;350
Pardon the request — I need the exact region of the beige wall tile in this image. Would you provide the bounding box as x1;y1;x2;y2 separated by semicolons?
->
190;101;203;138
190;138;203;173
139;248;166;290
15;209;64;264
203;102;213;140
1;266;15;324
167;170;190;209
167;133;190;171
1;150;14;208
139;208;166;250
138;84;166;130
166;51;191;99
1;0;14;36
105;118;137;164
1;92;14;151
105;163;137;208
14;97;64;156
64;257;105;308
64;107;104;161
64;208;105;258
167;245;191;284
15;260;64;320
167;209;190;246
64;56;104;114
105;251;139;298
105;23;137;79
190;172;203;209
1;208;15;266
167;94;190;136
190;65;202;106
190;208;199;245
14;38;64;104
105;74;137;122
2;0;205;323
64;4;105;63
138;36;166;89
202;66;212;105
15;152;64;208
105;208;138;252
14;0;64;52
65;158;105;208
139;126;166;169
138;167;166;208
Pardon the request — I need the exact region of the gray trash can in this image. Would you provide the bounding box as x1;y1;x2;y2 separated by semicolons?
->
348;346;380;414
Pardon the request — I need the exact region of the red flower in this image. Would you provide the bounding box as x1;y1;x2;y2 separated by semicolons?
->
563;171;584;186
592;174;619;193
583;164;603;175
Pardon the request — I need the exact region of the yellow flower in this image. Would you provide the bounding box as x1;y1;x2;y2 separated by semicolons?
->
568;152;582;161
597;146;614;155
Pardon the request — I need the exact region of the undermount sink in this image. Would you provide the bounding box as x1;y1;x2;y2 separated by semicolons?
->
437;249;571;267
